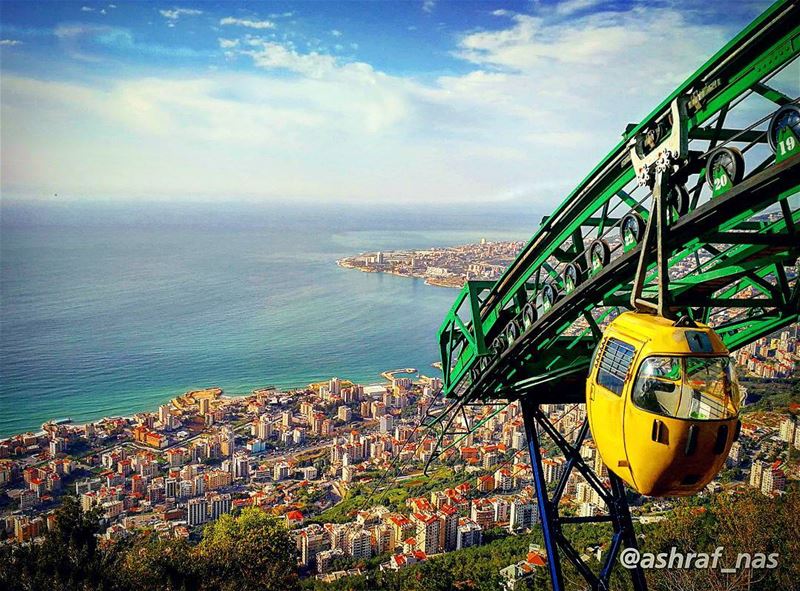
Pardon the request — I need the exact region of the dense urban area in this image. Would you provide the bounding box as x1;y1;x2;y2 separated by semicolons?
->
337;240;526;288
1;321;798;589
2;230;799;588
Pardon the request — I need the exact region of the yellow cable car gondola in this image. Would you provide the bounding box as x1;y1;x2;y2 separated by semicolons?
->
586;312;741;496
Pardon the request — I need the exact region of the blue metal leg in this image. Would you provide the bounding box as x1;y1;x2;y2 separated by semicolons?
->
521;397;564;591
521;398;648;591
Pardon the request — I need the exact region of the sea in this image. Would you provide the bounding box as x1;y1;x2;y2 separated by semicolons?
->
0;200;541;437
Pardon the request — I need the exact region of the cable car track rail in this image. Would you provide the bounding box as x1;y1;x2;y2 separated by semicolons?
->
430;5;799;590
440;156;799;414
475;153;799;400
482;0;799;316
438;0;800;409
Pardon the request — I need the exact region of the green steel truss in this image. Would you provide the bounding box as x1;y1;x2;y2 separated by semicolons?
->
437;0;800;409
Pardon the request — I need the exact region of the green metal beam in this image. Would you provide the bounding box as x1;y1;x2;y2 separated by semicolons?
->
437;2;800;399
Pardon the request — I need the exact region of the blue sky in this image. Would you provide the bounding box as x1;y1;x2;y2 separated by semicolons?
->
0;0;785;205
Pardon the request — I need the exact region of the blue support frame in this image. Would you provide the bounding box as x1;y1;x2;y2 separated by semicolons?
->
521;398;565;590
520;397;648;591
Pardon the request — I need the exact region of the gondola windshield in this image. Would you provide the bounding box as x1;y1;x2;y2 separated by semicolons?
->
631;356;740;420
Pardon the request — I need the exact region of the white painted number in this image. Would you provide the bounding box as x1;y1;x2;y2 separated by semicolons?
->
778;135;796;155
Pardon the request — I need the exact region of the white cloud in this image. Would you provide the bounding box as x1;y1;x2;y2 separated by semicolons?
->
0;39;23;46
55;24;91;38
555;0;603;16
159;8;203;20
1;72;425;200
2;3;767;207
331;29;342;37
220;17;275;30
242;40;338;78
422;0;436;13
54;24;109;61
456;9;725;75
81;6;94;12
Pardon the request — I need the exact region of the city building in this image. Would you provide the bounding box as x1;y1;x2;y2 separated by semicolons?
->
456;518;482;550
509;498;537;532
187;497;208;527
208;493;232;520
412;512;441;556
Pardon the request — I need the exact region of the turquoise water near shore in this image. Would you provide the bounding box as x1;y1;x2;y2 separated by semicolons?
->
0;202;537;436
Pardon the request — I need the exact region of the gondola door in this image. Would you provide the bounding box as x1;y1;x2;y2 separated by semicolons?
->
587;334;642;489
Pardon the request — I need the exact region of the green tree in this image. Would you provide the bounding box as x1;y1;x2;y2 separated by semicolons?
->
197;507;299;591
0;496;110;591
401;560;455;591
113;532;197;591
646;489;800;591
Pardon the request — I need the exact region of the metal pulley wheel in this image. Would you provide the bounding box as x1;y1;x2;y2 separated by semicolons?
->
539;282;559;313
563;262;582;294
705;146;745;188
505;318;521;346
620;212;646;249
768;104;800;155
588;239;611;274
491;336;505;356
470;366;481;384
667;184;690;217
521;301;537;329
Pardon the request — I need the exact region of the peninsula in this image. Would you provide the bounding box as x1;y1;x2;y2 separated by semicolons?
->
337;240;525;288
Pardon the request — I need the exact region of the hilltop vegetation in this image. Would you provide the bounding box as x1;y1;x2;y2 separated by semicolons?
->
306;489;800;591
308;466;478;524
0;498;298;591
740;377;800;414
2;488;798;591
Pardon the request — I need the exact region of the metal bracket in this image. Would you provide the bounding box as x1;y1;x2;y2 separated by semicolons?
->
629;96;689;186
630;167;672;318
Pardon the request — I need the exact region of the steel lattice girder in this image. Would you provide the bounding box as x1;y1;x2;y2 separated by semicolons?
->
438;0;800;403
463;157;800;403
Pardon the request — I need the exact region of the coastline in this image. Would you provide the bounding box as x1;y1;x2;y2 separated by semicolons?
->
336;258;463;289
0;362;444;439
335;239;524;290
0;369;438;441
0;222;461;447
